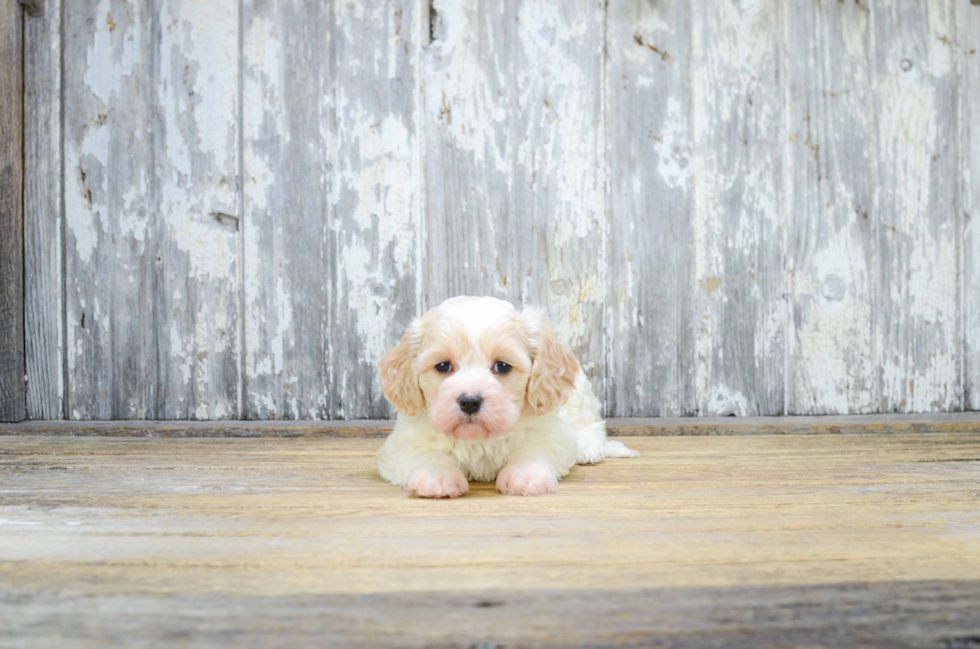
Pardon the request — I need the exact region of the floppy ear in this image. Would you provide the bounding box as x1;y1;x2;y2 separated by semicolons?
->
379;320;426;415
522;308;579;415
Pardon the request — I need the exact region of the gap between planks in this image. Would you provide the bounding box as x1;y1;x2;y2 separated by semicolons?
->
0;412;978;438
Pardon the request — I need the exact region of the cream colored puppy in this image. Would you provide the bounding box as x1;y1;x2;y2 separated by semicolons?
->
377;296;637;498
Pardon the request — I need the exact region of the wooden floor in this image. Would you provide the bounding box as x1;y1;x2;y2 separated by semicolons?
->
1;433;980;647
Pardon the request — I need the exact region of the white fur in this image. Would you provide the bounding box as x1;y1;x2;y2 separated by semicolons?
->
377;296;638;498
563;369;641;464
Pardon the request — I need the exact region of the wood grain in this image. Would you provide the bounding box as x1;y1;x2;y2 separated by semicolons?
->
690;0;786;416
605;0;696;417
0;433;979;646
328;0;424;419
0;0;25;423
241;0;333;420
63;0;155;419
242;0;422;420
874;0;961;412
784;0;877;414
423;0;606;388
23;0;63;420
153;0;241;419
2;582;979;648
63;1;240;420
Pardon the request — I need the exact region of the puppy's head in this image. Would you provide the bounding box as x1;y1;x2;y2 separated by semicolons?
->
379;296;578;440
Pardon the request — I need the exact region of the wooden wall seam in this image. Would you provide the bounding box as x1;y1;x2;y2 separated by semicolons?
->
236;0;246;420
961;0;980;410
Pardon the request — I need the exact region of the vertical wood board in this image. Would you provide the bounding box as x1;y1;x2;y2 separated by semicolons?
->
605;0;696;417
153;0;241;419
63;0;156;419
690;0;786;416
784;0;878;414
243;0;422;419
24;0;64;419
242;0;333;419
0;0;25;423
64;0;240;419
329;0;424;418
873;0;960;412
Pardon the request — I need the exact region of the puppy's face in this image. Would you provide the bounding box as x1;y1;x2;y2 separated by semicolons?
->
379;297;578;440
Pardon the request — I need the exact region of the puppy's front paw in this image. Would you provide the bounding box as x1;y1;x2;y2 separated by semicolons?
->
496;461;559;497
407;466;469;498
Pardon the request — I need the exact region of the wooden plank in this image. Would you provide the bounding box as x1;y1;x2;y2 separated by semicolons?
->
63;0;241;419
784;0;877;415
24;0;63;419
2;581;980;648
328;0;424;418
605;0;695;417
0;0;25;423
241;0;333;420
423;0;606;389
152;0;241;419
874;0;960;412
690;0;786;416
3;412;980;437
63;0;155;419
962;0;980;410
0;433;979;649
243;0;422;419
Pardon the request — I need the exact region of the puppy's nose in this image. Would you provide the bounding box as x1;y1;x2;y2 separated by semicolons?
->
457;394;483;415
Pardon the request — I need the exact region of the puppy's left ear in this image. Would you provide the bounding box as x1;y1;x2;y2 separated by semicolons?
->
521;308;578;415
379;319;426;415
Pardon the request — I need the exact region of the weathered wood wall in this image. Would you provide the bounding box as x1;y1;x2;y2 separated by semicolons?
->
20;0;980;420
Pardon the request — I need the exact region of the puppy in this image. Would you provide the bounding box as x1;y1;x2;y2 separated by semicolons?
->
377;296;638;498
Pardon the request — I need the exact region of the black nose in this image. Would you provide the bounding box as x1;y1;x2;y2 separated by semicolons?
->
457;394;483;415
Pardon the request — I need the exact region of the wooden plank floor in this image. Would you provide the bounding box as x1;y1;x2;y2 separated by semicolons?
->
1;434;979;647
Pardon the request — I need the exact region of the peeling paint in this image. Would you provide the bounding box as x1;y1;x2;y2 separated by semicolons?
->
875;0;959;413
83;0;140;106
654;97;691;190
32;0;980;420
692;0;785;416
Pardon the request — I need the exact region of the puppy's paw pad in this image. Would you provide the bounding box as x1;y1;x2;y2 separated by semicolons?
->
496;461;559;497
407;467;469;498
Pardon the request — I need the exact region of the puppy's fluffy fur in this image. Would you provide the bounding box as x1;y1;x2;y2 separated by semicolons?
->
377;296;637;498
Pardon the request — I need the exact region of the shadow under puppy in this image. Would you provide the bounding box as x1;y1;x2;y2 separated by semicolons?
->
377;296;638;497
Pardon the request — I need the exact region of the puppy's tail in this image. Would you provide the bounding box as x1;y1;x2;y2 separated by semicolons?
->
567;371;639;464
603;438;640;459
575;421;640;465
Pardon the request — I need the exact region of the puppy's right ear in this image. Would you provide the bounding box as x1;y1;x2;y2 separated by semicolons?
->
379;320;426;415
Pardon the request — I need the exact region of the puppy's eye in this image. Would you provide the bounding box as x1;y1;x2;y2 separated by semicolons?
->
435;361;452;373
493;361;511;374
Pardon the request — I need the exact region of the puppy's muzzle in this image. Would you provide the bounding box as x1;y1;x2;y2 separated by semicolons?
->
457;393;483;415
